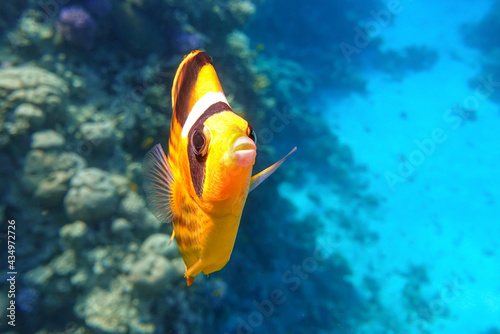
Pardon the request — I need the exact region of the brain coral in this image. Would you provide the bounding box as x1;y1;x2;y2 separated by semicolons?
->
0;65;68;113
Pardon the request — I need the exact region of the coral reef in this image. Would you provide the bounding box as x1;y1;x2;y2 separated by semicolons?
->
0;1;407;333
60;220;88;249
372;45;439;80
247;0;387;93
0;65;68;149
78;121;116;155
129;253;183;294
0;65;68;112
12;103;46;133
75;281;157;333
56;6;97;49
462;0;500;52
22;147;87;208
139;233;181;259
64;168;120;222
3;8;56;61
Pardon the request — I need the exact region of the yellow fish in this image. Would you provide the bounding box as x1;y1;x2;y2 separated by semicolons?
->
142;50;295;286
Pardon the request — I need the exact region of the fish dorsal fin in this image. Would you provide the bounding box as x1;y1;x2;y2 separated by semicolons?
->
171;50;226;131
249;147;297;192
142;144;174;224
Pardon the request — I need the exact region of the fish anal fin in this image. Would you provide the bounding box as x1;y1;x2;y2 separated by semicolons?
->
186;276;194;286
184;258;204;286
250;147;297;192
142;144;174;224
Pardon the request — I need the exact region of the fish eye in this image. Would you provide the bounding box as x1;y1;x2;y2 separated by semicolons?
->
247;125;257;144
192;130;207;156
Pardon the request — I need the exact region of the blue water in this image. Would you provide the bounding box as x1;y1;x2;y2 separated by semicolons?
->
1;0;499;333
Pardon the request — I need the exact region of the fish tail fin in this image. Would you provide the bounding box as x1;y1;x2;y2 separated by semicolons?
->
142;143;174;223
249;147;297;192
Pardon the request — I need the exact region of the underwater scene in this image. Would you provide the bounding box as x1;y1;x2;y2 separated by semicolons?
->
0;0;499;333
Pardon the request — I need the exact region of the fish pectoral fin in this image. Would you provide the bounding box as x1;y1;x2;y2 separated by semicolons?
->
249;147;297;192
142;143;175;224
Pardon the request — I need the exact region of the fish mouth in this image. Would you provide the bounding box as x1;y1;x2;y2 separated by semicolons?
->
231;136;256;167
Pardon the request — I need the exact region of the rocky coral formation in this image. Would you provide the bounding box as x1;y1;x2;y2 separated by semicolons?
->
60;220;88;249
139;233;180;259
31;129;65;150
12;103;46;132
64;168;120;222
372;45;439;80
56;6;97;49
129;253;183;294
0;65;68;112
22;144;86;207
78;121;116;155
0;65;68;148
75;283;155;334
0;1;392;334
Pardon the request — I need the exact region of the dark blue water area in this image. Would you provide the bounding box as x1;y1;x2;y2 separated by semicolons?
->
0;0;500;333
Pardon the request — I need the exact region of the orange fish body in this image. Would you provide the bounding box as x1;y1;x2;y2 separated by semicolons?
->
143;51;295;286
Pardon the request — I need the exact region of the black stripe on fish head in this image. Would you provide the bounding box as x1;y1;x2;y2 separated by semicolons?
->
188;101;233;198
174;52;212;127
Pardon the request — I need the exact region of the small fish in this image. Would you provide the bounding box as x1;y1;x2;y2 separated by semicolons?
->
141;136;155;149
143;50;295;286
